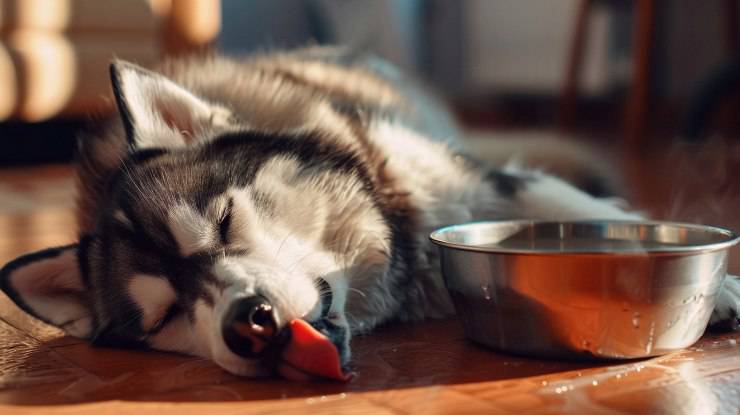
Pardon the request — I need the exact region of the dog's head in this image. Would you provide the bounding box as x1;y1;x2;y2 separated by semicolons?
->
0;60;392;378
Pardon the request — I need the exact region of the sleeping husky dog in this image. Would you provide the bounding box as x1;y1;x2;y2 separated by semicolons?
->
1;48;738;378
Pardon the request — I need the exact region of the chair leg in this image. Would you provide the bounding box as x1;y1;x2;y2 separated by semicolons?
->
723;0;739;54
558;0;592;131
625;0;656;146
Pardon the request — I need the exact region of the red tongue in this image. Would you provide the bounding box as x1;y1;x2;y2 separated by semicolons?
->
278;319;350;381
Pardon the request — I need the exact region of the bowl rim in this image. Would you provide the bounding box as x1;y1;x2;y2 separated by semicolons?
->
429;220;740;255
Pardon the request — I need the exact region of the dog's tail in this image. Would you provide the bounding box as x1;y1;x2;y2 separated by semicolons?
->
462;130;622;198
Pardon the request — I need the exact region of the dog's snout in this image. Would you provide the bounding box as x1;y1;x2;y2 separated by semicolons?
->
222;295;279;358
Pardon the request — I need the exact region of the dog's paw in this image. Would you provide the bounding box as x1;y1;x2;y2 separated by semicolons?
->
708;275;740;331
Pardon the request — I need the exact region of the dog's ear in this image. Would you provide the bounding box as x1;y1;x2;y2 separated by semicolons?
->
109;60;238;150
0;244;93;338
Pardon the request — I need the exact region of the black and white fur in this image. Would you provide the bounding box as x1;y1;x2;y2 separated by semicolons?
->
1;48;738;377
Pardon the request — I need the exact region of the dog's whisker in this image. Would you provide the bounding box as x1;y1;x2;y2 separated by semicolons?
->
348;287;366;298
316;286;333;296
273;231;296;261
285;250;324;275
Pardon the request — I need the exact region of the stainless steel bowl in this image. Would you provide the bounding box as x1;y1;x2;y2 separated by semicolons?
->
430;221;739;359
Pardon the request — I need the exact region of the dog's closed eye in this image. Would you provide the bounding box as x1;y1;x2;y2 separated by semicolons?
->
146;303;182;336
129;274;179;334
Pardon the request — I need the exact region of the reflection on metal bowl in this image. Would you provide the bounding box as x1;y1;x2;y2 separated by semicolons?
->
430;221;739;359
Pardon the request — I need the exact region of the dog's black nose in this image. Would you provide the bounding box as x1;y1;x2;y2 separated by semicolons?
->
222;295;278;358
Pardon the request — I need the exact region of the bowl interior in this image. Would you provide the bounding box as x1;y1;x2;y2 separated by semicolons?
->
430;221;739;254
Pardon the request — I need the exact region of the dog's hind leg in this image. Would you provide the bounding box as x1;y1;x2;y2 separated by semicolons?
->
710;276;740;331
498;169;739;331
498;170;644;221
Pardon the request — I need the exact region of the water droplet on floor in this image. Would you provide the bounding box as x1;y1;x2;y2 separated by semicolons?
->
481;284;492;300
632;312;641;328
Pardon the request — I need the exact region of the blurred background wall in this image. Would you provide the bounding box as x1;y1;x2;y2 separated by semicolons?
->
1;0;739;160
218;0;732;115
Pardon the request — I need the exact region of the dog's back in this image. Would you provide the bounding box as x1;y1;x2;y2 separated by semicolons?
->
76;48;457;230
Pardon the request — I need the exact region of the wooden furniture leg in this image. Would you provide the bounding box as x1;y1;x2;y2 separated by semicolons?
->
723;0;738;54
625;0;655;146
558;0;592;131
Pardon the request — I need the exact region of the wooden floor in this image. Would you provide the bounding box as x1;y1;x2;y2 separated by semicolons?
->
1;145;739;414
